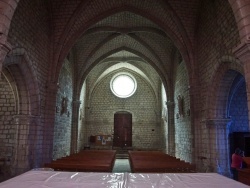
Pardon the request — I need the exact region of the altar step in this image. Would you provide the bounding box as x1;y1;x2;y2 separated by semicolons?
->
115;150;130;159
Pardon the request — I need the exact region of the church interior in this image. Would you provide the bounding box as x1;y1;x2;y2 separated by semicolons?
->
0;0;250;186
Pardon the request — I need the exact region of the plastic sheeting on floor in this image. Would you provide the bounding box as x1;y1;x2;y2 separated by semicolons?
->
0;170;249;188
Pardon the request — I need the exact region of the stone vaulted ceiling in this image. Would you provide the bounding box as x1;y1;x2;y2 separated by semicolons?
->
49;0;201;95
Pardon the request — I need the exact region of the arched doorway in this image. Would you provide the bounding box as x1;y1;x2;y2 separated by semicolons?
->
113;111;132;148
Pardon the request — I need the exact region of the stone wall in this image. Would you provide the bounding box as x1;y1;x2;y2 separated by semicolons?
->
174;61;192;162
197;0;240;118
8;0;50;85
5;0;50;173
0;0;248;181
0;74;16;181
195;0;242;173
84;71;164;149
53;60;73;159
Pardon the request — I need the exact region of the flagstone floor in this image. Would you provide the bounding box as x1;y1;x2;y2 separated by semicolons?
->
112;159;131;173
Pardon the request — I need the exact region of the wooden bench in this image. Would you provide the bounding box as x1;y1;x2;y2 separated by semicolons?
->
128;151;196;173
44;150;116;172
44;162;113;172
238;157;250;186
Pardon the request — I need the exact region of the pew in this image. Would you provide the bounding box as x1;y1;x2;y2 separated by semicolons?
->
128;151;196;173
238;157;250;186
44;150;116;172
44;162;112;172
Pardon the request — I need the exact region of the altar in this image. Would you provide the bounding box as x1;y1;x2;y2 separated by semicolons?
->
0;170;249;188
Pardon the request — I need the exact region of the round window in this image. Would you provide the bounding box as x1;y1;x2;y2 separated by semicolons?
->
110;73;137;98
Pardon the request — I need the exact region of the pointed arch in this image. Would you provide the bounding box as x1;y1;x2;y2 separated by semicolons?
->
4;48;41;116
52;6;191;85
206;56;244;119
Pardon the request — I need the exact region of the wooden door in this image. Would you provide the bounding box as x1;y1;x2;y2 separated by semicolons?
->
113;112;132;147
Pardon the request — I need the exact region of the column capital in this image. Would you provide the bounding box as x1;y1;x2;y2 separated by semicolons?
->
0;41;11;74
72;100;81;104
12;115;41;124
72;100;81;108
203;118;231;127
233;40;250;63
165;101;174;107
0;41;11;53
46;82;60;93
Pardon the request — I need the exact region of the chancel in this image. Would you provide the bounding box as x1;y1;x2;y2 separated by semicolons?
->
0;0;250;187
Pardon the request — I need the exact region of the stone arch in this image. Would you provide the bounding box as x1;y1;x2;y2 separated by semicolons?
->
0;0;19;77
88;65;159;104
52;6;192;90
203;57;246;176
0;68;17;179
4;48;41;116
55;7;190;67
89;68;158;108
228;0;250;42
227;74;249;132
2;48;42;174
206;56;244;119
78;47;171;103
77;33;167;77
114;110;134;116
1;68;18;112
85;67;161;146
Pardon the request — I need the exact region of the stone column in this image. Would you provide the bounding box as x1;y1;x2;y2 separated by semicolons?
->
234;41;250;130
0;41;11;76
42;82;58;163
0;0;18;75
28;115;43;169
12;115;30;175
70;100;81;154
206;118;231;177
166;101;175;156
12;115;41;175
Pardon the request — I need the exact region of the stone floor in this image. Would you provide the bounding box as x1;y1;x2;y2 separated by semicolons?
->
112;159;131;173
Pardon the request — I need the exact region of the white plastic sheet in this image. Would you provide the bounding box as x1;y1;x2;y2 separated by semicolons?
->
0;171;249;188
